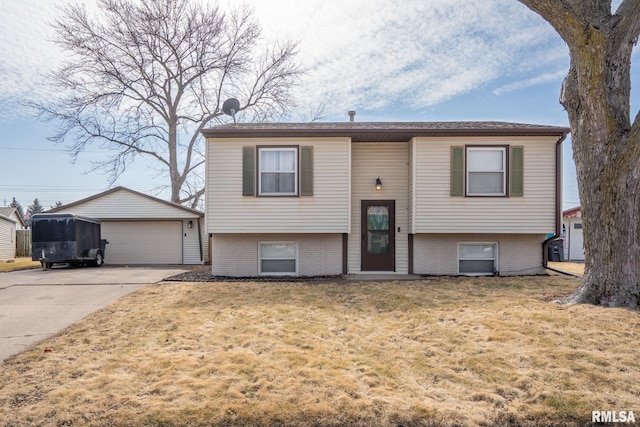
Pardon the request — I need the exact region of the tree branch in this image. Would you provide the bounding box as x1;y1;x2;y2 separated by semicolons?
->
611;0;640;56
38;0;301;205
517;0;586;46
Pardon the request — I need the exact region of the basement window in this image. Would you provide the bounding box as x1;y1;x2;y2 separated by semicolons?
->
259;242;298;276
458;243;498;275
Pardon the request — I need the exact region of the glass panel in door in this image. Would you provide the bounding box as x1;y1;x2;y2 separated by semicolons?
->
361;200;395;271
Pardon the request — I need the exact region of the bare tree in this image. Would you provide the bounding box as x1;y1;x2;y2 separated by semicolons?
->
35;0;303;208
517;0;640;308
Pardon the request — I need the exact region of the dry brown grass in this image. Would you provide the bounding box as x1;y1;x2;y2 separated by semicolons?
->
0;257;40;272
548;262;585;276
1;276;638;426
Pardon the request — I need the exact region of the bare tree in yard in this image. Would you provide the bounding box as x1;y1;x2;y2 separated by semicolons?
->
36;0;302;208
518;0;640;308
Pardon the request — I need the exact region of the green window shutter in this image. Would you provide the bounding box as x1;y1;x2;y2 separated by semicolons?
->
300;146;313;196
242;146;255;196
451;146;464;196
510;146;524;197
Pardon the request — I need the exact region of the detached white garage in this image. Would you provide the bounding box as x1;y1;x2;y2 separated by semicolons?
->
50;187;206;265
562;206;585;262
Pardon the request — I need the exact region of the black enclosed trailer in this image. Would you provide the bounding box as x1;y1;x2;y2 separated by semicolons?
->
31;213;108;270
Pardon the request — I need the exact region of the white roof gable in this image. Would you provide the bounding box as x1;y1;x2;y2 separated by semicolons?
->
0;214;17;224
51;187;202;220
0;207;24;228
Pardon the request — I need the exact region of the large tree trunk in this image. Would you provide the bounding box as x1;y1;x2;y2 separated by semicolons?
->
569;122;640;308
518;0;640;309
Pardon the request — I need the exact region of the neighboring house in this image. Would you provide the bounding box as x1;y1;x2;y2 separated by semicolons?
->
0;213;17;261
562;206;584;261
49;187;207;265
203;121;569;277
0;207;26;230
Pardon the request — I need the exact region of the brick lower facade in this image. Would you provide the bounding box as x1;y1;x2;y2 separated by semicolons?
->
412;233;548;276
211;232;548;277
211;233;343;276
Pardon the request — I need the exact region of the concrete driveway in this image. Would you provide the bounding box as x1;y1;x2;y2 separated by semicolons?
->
0;265;187;362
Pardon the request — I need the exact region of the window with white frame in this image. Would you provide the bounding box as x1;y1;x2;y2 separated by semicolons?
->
458;243;498;275
466;147;506;196
258;147;298;195
259;242;298;275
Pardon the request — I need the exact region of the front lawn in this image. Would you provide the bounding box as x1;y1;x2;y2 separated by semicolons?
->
1;276;638;426
0;257;40;272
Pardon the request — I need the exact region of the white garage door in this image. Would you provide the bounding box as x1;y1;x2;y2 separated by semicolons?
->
101;221;182;264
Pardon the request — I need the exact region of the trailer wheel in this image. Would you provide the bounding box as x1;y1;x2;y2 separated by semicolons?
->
94;251;104;267
42;262;52;270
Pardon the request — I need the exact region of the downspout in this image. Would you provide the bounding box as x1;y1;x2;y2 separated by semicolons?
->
542;132;568;272
197;217;203;263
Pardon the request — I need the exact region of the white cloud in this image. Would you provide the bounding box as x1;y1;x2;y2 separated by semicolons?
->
0;1;64;120
0;0;569;121
493;70;568;95
245;0;567;119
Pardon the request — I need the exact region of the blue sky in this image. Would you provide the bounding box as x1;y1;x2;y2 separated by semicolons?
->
0;0;637;210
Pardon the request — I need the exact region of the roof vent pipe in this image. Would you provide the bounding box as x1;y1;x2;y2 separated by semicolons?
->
348;110;356;122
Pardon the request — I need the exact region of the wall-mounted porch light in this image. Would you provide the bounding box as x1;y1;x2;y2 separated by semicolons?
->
375;177;383;191
187;220;193;229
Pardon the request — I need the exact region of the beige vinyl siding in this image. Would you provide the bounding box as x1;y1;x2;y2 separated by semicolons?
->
56;189;201;220
413;233;547;276
9;212;24;230
348;142;409;274
199;218;209;263
182;219;203;264
211;233;342;276
408;139;415;234
0;217;16;261
413;136;558;234
207;137;350;233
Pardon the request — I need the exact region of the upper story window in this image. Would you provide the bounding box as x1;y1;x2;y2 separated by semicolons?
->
258;147;298;196
466;147;506;196
451;145;522;198
242;145;313;197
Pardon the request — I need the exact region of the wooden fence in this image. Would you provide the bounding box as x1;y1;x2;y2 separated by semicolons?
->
16;229;31;257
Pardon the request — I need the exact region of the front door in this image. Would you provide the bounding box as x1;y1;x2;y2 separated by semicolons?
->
361;200;395;271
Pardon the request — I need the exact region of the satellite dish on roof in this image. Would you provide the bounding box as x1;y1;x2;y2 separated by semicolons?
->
222;98;240;124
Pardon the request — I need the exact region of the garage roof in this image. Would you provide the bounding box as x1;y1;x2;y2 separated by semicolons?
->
48;186;203;220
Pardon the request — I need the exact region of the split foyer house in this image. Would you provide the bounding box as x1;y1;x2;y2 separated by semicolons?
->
203;121;569;277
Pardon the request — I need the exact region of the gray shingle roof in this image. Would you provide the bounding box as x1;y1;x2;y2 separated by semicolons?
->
202;121;570;142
